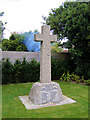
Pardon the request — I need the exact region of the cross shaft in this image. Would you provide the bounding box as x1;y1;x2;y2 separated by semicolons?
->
34;25;57;83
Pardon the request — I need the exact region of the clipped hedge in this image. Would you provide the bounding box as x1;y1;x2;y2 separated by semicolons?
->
2;57;73;84
2;58;40;84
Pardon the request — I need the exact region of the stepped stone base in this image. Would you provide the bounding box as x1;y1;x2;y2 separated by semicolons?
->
28;82;63;105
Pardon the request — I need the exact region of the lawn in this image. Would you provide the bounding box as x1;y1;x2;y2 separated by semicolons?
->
2;81;88;118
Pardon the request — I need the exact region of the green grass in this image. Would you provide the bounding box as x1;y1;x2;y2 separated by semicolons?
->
2;81;88;118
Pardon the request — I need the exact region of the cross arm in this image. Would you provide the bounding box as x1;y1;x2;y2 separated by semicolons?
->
49;35;57;42
34;34;43;42
34;34;57;42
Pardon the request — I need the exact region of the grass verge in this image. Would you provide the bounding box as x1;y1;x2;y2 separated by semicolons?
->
2;81;88;118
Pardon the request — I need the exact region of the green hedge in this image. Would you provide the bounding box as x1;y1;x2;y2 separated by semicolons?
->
2;58;40;84
51;57;74;80
2;57;73;84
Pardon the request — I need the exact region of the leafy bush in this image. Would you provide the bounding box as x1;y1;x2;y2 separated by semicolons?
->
51;58;74;80
2;58;40;84
74;60;90;80
24;59;40;82
60;72;86;84
51;42;62;53
2;34;28;51
2;57;72;84
2;57;87;85
59;72;71;82
84;80;90;86
2;58;13;84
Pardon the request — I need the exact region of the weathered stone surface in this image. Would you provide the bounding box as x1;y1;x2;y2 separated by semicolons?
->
29;25;63;105
2;51;39;63
29;82;63;105
34;25;57;83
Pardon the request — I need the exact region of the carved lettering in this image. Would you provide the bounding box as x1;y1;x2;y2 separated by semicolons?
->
40;85;58;104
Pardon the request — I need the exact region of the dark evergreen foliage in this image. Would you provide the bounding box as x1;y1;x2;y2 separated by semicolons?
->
2;58;74;84
44;2;90;79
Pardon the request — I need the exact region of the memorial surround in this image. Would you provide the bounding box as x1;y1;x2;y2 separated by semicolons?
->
19;25;76;109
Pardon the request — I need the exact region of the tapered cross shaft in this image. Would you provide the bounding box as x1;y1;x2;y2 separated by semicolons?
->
34;25;57;83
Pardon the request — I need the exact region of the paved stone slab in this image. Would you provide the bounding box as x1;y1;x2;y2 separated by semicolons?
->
19;95;76;109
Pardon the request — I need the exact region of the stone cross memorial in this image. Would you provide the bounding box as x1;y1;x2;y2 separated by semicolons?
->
29;25;63;105
35;25;57;83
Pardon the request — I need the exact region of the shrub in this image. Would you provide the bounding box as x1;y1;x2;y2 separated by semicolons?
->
84;80;90;86
51;58;74;80
2;58;13;84
3;57;87;84
51;57;57;80
60;72;86;84
12;59;22;83
2;57;74;84
2;58;40;84
24;59;40;82
60;72;71;82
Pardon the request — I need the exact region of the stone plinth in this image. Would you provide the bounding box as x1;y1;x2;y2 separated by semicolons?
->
29;82;63;105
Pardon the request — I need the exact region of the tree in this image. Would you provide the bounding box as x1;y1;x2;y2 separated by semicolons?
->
2;33;28;51
0;12;6;48
2;30;41;52
44;2;90;79
22;30;40;52
51;42;62;53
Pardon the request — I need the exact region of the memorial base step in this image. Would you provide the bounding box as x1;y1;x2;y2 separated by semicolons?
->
29;82;63;105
